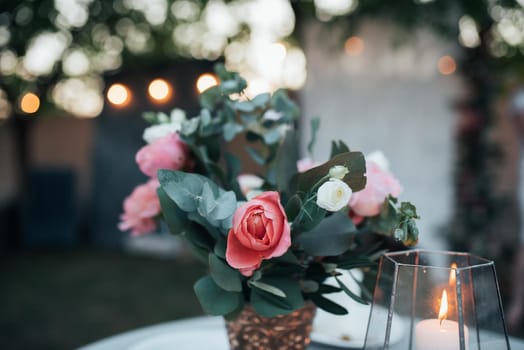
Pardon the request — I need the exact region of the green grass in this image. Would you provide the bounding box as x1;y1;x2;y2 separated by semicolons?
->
0;250;206;350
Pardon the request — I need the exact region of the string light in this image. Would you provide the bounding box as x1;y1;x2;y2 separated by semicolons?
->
148;78;172;103
345;36;364;56
196;73;219;93
107;83;131;107
438;55;457;75
20;92;40;114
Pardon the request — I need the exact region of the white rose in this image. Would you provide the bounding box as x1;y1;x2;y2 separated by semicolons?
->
329;165;349;180
366;151;389;171
316;178;352;212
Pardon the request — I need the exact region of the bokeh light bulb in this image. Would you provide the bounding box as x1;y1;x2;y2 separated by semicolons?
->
148;78;172;103
20;92;40;114
107;83;131;107
196;73;219;93
438;55;457;75
345;36;364;56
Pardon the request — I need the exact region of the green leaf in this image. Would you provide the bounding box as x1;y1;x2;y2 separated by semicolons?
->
157;187;187;233
271;89;299;122
263;128;282;145
245;146;266;165
194;276;243;316
274;130;299;192
211;191;237;221
285;194;303;222
209;254;242;292
330;140;351;158
309;294;348;315
308;117;320;156
199;85;221;110
272;250;300;265
159;170;202;212
223;122;244;141
251;93;270;107
235;101;255;113
296;152;366;193
297;212;356;256
295;198;326;232
335;276;369;305
249;281;286;298
249;277;304;317
214;239;227;259
197;182;217;217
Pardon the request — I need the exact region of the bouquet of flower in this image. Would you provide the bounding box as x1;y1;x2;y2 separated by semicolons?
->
119;65;419;318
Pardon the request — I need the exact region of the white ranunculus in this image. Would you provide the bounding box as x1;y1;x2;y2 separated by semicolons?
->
170;108;186;125
263;109;283;121
366;150;389;171
142;109;187;144
329;165;349;180
237;174;264;196
316;178;352;212
142;123;179;144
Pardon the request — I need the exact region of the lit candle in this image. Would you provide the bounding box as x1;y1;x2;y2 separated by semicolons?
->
415;290;469;350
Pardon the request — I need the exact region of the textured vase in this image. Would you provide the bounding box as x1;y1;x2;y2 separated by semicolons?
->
225;303;316;350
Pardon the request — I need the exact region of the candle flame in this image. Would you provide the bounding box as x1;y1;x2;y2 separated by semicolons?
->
449;263;457;286
438;289;448;324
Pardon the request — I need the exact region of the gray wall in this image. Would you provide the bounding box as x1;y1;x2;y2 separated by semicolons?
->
300;21;463;250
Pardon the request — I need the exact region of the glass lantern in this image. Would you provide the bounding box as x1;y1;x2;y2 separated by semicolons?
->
363;250;510;350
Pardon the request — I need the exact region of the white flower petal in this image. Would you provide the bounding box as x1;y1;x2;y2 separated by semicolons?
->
316;178;352;212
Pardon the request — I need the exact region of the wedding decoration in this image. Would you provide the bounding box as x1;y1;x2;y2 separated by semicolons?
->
364;250;510;350
119;64;419;348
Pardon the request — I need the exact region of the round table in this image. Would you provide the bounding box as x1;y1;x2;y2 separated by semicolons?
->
78;316;524;350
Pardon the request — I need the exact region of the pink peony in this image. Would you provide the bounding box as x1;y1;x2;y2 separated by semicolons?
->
237;174;264;197
349;161;402;218
136;133;189;178
226;191;291;277
118;179;161;236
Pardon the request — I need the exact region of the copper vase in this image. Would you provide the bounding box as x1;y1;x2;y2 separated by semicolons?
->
225;302;316;350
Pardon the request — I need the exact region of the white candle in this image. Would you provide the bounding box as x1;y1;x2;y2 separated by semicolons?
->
415;318;469;350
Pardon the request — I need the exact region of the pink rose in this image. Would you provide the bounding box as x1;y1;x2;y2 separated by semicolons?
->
297;158;319;173
136;133;189;178
349;161;402;217
118;179;161;236
226;191;291;277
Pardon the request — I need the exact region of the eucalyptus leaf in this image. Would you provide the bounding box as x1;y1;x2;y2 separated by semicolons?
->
157;187;187;233
223;122;244;141
194;276;243;316
214;239;227;259
251;93;270;107
209;254;242;292
245;146;266;165
297;212;357;256
263;128;282;145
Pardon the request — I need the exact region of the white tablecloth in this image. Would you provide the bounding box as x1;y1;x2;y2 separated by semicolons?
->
78;316;524;350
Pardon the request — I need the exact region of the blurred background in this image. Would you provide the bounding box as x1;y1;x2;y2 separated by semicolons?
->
1;0;524;349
